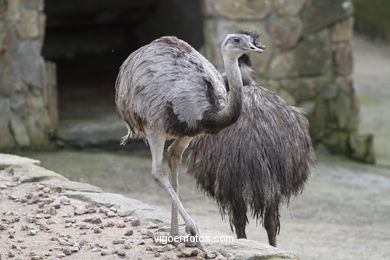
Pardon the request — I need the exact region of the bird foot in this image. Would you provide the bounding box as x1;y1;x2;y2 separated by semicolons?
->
185;221;205;251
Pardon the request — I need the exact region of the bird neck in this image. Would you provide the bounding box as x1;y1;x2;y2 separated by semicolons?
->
213;54;243;130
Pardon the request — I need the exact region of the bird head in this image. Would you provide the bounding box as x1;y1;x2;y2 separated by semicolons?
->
221;32;265;58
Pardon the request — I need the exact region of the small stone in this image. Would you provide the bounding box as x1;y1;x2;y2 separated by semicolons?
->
117;210;132;217
137;240;145;245
8;251;15;257
106;211;116;218
74;206;86;215
90;247;101;252
101;249;109;256
17;238;25;243
183;248;199;257
113;239;125;245
48;200;61;209
63;248;72;255
8;195;17;200
28;229;37;236
104;221;115;228
0;223;8;230
109;207;117;213
116;221;125;228
131;218;140;226
91;217;102;224
154;252;161;257
176;243;186;250
79;224;89;230
123;241;132;249
42;187;50;193
93;226;102;233
59;196;71;205
158;244;175;252
56;252;66;258
157;226;170;232
124;229;133;236
116;249;126;257
147;224;158;229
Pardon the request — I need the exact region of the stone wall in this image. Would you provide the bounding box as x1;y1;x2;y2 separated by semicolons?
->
202;0;374;162
0;0;57;149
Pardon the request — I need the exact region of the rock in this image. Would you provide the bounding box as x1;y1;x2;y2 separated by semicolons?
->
8;251;15;257
124;229;133;236
28;229;37;236
348;133;375;163
56;252;66;258
116;221;125;228
268;17;303;48
206;252;218;259
334;43;353;76
274;0;306;16
157;244;175;252
331;18;354;42
131;218;140;226
154;252;161;257
116;249;126;257
106;211;116;218
301;0;353;34
74;206;86;215
203;0;272;20
104;221;115;228
101;249;109;256
113;239;125;245
93;226;102;233
183;248;199;257
62;248;72;255
0;153;40;168
48;199;61;209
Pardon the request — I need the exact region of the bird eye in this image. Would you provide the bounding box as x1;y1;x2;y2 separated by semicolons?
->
233;38;240;43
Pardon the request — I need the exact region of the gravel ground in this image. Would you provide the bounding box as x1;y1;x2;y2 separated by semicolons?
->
0;170;221;260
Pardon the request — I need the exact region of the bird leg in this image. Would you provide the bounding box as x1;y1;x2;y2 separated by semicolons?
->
167;137;192;237
146;130;204;250
264;205;280;247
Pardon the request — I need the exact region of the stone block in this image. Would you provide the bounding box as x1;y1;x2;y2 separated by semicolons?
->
17;10;39;39
268;51;295;78
268;16;303;48
10;116;30;146
334;43;353;76
331;17;354;42
348;133;375;164
20;0;44;11
16;40;43;87
202;0;272;20
43;61;58;135
301;0;353;34
5;0;20;21
274;0;307;16
278;76;330;102
294;29;332;76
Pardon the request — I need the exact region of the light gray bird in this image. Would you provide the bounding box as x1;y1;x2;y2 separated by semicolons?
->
187;32;315;247
115;33;264;249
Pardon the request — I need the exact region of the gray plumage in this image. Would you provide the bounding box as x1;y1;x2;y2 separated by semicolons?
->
186;47;315;246
115;34;264;250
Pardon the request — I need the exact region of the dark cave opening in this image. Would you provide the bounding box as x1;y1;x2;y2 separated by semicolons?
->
42;0;204;144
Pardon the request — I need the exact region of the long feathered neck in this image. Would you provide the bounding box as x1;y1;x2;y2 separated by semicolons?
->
211;54;243;130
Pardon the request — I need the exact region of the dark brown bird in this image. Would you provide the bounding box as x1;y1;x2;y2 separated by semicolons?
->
115;33;264;249
186;32;315;247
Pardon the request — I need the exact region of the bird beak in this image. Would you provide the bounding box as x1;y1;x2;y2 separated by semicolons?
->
247;43;265;53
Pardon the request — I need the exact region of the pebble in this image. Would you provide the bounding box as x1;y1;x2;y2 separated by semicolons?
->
113;239;125;245
17;238;25;243
116;221;126;228
56;252;66;258
205;252;218;259
130;218;140;226
157;226;170;232
93;226;102;233
147;224;158;229
8;251;15;257
157;244;175;252
90;247;101;252
106;211;116;218
154;252;161;257
123;241;132;249
74;206;86;215
117;210;132;217
124;229;133;236
104;221;115;228
63;248;72;255
183;248;200;257
31;255;42;260
79;224;89;229
49;207;57;215
48;200;61;209
0;223;8;230
28;229;37;236
101;249;109;256
116;249;126;257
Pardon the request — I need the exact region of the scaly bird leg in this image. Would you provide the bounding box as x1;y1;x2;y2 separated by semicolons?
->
146;129;204;250
168;137;192;237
